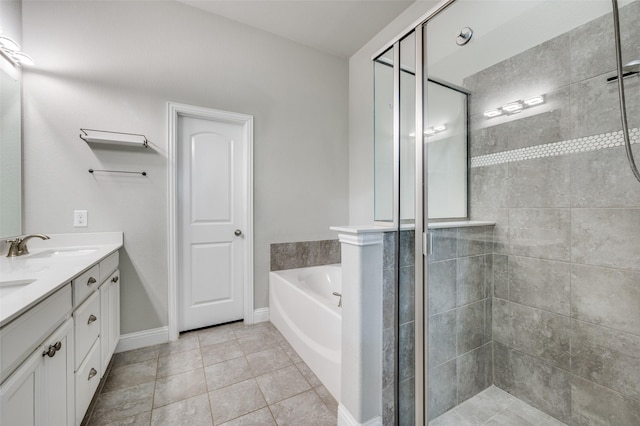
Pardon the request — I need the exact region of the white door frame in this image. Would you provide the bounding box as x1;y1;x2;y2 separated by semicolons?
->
167;102;254;341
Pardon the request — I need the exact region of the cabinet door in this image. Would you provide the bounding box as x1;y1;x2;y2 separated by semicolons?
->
0;347;44;426
42;318;74;426
109;272;120;357
100;270;120;376
100;283;109;376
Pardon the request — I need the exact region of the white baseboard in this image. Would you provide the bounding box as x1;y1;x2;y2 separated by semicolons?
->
116;311;268;353
337;404;382;426
115;326;169;353
253;307;270;323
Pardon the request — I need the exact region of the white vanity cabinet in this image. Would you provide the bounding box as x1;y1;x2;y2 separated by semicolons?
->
0;243;121;426
73;251;119;425
0;315;74;426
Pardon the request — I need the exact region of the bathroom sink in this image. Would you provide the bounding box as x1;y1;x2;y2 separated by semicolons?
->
0;279;36;297
28;248;97;259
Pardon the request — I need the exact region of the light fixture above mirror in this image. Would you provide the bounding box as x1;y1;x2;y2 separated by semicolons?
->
483;94;545;118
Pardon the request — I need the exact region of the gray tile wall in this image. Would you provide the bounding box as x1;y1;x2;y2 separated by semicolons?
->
465;3;640;425
270;240;340;271
427;226;494;421
382;226;495;425
382;230;417;426
382;231;397;426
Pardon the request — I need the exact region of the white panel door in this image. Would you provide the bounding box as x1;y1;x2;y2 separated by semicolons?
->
178;115;245;331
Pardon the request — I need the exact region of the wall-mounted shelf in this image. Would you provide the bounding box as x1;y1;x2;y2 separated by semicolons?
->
80;129;149;148
88;169;147;176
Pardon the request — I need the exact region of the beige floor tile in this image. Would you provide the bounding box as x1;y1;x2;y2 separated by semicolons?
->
238;332;279;355
153;369;207;408
280;342;303;364
233;321;275;339
157;348;203;378
91;322;345;426
218;407;276;426
270;390;337;426
157;332;200;357
246;346;292;376
90;382;155;425
208;379;267;424
89;411;151;426
204;357;253;391
255;365;311;405
151;393;213;426
296;362;321;387
198;325;237;347
201;340;244;367
314;385;338;414
102;359;157;393
112;346;160;368
270;328;287;344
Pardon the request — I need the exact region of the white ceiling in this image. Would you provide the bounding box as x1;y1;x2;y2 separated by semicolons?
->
177;0;416;58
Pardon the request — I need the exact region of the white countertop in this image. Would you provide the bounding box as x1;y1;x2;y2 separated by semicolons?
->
0;232;123;327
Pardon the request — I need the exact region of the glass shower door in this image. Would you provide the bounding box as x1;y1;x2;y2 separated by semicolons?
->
423;0;640;424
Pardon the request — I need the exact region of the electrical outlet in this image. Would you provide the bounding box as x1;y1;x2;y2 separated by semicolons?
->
74;210;88;227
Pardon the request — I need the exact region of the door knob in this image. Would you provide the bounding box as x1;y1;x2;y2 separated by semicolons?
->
234;229;242;236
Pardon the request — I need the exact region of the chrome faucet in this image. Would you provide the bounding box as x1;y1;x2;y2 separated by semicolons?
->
6;234;50;257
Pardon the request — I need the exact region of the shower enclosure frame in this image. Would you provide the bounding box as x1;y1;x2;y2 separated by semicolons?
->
375;0;639;424
372;1;460;423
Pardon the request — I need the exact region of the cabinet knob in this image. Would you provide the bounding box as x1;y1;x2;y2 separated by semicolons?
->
87;314;97;324
87;277;97;286
42;341;62;358
234;229;242;236
88;368;97;380
111;276;119;283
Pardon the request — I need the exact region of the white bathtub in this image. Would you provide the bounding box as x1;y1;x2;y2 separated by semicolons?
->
269;264;341;400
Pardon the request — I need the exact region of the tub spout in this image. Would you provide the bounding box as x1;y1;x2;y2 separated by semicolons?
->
332;292;342;308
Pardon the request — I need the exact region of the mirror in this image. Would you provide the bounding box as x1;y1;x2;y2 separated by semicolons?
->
374;47;395;222
0;67;22;239
374;31;468;224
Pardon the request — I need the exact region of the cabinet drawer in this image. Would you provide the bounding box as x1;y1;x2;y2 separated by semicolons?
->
74;291;100;370
75;338;101;425
73;264;100;307
0;284;72;384
99;251;119;284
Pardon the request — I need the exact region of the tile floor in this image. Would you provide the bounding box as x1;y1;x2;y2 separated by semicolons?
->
429;386;568;426
86;321;338;426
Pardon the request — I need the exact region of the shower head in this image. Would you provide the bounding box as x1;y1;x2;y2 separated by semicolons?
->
622;59;640;73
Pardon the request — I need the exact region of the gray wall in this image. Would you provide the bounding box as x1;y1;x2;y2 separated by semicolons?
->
468;3;640;424
21;1;349;334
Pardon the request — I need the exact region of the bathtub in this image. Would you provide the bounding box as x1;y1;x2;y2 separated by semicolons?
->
269;264;341;401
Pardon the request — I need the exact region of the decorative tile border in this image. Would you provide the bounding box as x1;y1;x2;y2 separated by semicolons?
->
471;128;640;168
